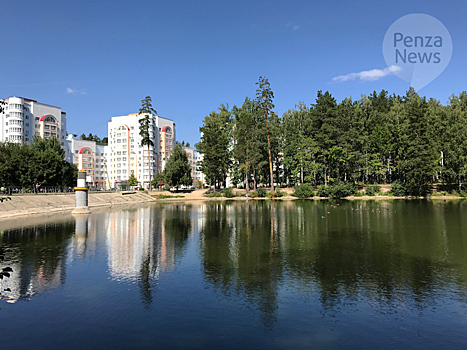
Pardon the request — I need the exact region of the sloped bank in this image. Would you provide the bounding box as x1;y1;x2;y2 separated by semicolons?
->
0;191;156;221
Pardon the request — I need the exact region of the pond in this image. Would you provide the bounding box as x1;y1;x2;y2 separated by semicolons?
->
1;200;467;349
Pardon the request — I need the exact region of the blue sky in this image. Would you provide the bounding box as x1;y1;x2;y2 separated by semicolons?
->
1;0;466;145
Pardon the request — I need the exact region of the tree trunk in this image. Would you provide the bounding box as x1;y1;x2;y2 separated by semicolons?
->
253;168;257;191
245;171;250;192
324;156;327;187
266;116;274;191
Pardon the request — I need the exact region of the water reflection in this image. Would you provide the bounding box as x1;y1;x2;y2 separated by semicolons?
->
0;220;75;302
199;200;467;326
2;200;467;329
0;204;196;306
101;205;194;307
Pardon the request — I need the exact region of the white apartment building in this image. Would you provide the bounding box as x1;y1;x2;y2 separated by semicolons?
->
107;113;176;189
0;96;67;148
193;150;205;187
157;116;176;172
65;135;110;189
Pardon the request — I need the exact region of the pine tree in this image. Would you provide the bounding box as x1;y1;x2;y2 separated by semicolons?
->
138;96;157;190
256;76;275;191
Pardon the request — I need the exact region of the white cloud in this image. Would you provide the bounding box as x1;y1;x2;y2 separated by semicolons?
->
66;87;86;95
286;23;299;30
332;65;401;82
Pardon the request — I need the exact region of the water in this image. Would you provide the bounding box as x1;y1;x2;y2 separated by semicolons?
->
1;200;467;349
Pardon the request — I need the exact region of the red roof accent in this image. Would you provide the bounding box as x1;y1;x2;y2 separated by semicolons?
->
40;115;46;122
79;147;85;154
162;126;172;132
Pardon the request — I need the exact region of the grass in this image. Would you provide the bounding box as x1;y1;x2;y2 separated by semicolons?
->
205;192;223;198
152;194;184;199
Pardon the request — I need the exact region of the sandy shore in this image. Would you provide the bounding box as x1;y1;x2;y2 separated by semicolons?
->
1;188;463;223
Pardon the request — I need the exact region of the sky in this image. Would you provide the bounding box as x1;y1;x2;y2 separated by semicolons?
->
1;0;466;145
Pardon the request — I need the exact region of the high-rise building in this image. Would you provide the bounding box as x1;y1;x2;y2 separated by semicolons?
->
0;96;67;148
157;117;176;172
107;113;176;189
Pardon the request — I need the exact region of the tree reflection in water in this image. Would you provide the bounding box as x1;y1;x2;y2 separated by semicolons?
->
0;220;75;301
199;200;467;327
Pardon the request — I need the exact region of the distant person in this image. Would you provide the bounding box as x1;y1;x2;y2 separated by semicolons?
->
35;183;40;194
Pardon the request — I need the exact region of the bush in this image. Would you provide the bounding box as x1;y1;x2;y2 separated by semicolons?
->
257;188;267;198
267;191;278;198
365;184;381;196
317;183;357;198
248;191;258;198
276;189;285;197
223;188;234;198
292;183;314;198
328;182;357;198
205;192;223;198
390;181;407;197
138;187;145;191
354;191;364;197
317;185;328;197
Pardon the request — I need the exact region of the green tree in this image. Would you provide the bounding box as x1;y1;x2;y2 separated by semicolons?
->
0;137;77;187
233;98;263;191
164;142;193;190
195;105;232;191
282;102;314;185
256;76;276;191
398;89;439;196
440;92;467;191
151;171;166;188
139;96;157;190
79;133;107;145
128;173;138;186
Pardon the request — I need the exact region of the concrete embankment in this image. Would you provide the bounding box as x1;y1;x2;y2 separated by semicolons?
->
0;191;155;220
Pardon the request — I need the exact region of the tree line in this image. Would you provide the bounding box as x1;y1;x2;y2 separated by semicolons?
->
0;137;77;187
79;133;108;145
196;77;467;196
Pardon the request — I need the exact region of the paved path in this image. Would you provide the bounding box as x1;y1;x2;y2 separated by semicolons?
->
0;191;155;220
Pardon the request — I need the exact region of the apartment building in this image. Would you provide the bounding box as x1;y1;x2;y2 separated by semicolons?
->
193;150;205;187
0;96;67;148
157;116;176;172
107;113;176;189
66;135;110;189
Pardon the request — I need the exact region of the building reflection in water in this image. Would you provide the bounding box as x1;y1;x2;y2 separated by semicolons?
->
0;220;75;303
102;204;194;307
0;204;197;306
3;200;467;326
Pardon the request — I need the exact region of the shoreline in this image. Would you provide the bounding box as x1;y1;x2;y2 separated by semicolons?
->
1;189;464;222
